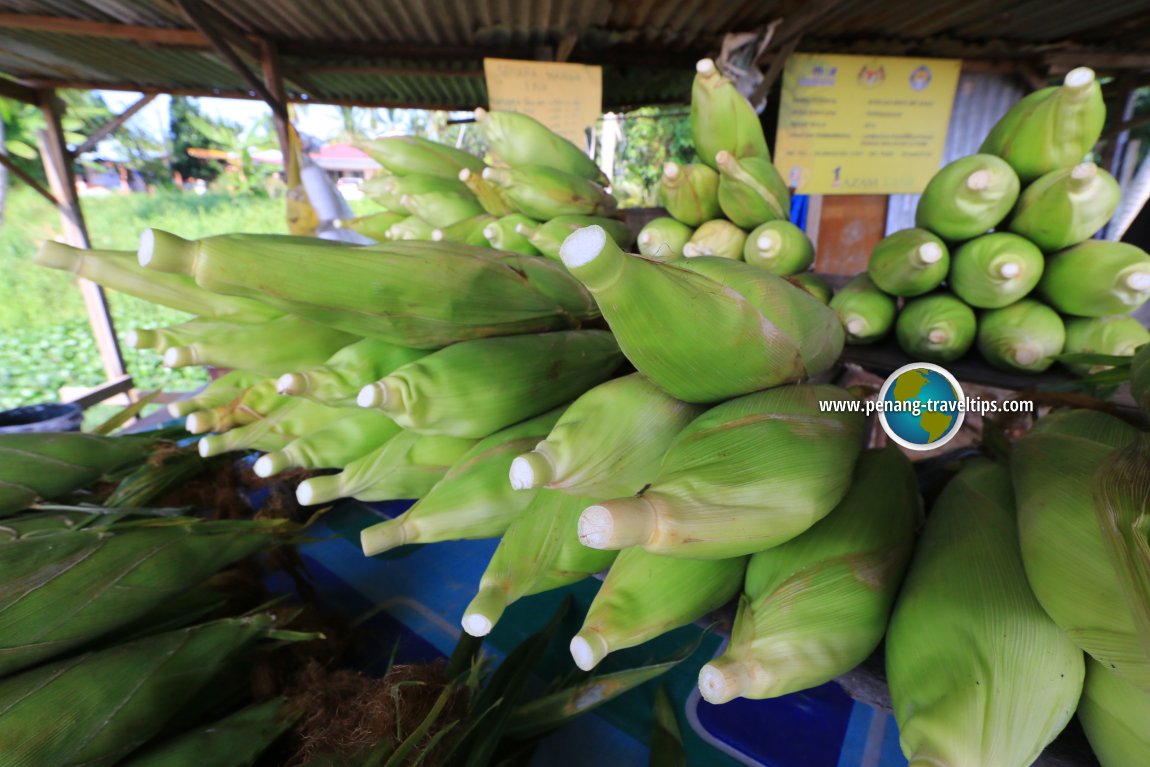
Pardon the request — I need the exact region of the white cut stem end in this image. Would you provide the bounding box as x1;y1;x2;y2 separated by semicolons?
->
462;614;493;637
999;262;1021;279
357;382;387;409
276;372;305;395
927;329;950;344
1125;271;1150;292
570;632;610;672
1014;347;1040;366
917;242;943;265
966;170;991;191
696;58;716;75
846;317;868;336
559;225;607;269
1064;67;1095;90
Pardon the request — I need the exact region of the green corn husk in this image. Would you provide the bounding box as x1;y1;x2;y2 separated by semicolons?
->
1063;316;1150;376
699;447;919;703
358;408;563;555
637;217;693;261
830;274;897;345
867;228;949;297
119;698;296;767
296;430;477;506
682;219;747;260
0;613;288;767
275;338;429;407
691;58;770;169
1078;658;1150;767
887;460;1084;767
785;272;833;304
980;67;1106;184
0;513;288;676
461;489;617;637
895;293;977;363
139;231;599;349
949;232;1045;309
483;213;543;255
474;108;609;186
385;215;436;241
431;214;497;247
578;385;865;559
253;409;402;477
742;221;814;276
1012;410;1150;689
977;299;1065;372
483;165;617;220
125;319;230;353
34;242;283;323
356;330;620;438
0;433;153;515
509;373;704;498
1039;240;1150;317
1008;162;1120;251
715;150;790;229
658;162;721;226
335;211;407;241
559;226;844;403
160;315;358;377
572;548;746;671
399;188;484;229
366;174;473;213
354;136;484;179
184;377;284;435
168;370;266;418
197;399;351;458
459;167;516;217
1131;344;1150;417
915;154;1021;241
517;215;635;260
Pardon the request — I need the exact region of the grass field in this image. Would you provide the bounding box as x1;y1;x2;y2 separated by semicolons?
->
0;186;315;411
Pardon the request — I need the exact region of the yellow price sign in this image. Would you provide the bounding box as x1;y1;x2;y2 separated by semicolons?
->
775;54;961;195
484;58;602;149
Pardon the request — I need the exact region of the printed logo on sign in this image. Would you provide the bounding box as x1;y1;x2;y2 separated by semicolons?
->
857;63;886;87
877;363;965;451
797;62;838;87
909;65;932;91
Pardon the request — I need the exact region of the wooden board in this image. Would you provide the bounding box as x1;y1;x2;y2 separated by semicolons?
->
812;194;887;275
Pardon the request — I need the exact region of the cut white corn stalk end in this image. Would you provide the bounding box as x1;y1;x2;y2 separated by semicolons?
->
570;631;610;671
509;451;552;490
577;499;655;550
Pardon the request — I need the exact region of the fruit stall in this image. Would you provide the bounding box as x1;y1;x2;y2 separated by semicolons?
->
2;2;1150;766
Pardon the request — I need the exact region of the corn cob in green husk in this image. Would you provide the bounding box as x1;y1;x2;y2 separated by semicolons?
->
432;214;497;246
139;231;599;349
682;219;747;259
355;136;484;179
184;377;283;435
977;299;1065;373
1008;163;1120;251
0;433;153;515
168;369;266;418
358;408;563;554
742;221;814;276
895;293;977;363
980;67;1106;184
335;211;406;241
385;215;436;241
125;319;226;352
0;613;290;767
560;226;843;403
0;512;289;676
482;165;617;220
510;373;703;498
572;548;746;671
399;188;484;229
915;154;1021;241
119;698;296;767
867;228;948;297
658;162;721;226
365;174;473;213
275;337;428;407
462;488;617;637
1062;316;1149;376
197;398;352;458
483;214;543;255
34;242;283;323
691;58;770;169
297;430;477;507
517;215;635;260
1012;410;1150;690
1039;240;1150;317
474;108;609;186
887;459;1084;767
357;330;620;438
715;151;789;229
699;447;918;703
786;272;833;304
578;385;865;559
637;217;693;261
948;232;1044;309
1078;658;1150;767
253;409;402;477
459;167;516;217
830;274;897;345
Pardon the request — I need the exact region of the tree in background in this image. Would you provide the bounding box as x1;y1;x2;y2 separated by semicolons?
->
0;95;86;222
608;107;694;207
169;96;227;183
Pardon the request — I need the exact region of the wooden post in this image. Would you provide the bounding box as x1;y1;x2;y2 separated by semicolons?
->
260;39;291;158
36;90;129;384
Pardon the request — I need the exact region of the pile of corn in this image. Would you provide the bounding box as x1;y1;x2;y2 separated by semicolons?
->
831;67;1150;376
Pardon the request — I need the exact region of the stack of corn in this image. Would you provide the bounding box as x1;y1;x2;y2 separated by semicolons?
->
829;67;1150;375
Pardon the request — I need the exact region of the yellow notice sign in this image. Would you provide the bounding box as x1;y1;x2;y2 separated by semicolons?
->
484;58;602;149
775;54;961;195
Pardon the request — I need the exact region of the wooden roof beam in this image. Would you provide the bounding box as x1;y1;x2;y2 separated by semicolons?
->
0;74;38;104
72;92;156;156
0;13;210;47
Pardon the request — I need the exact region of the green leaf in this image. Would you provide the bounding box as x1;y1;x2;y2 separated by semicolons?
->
378;684;456;767
1054;352;1135;368
5;140;38;160
648;686;686;767
90;388;162;435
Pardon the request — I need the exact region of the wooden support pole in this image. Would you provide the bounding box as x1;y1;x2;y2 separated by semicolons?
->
260;39;290;157
72;93;157;157
36;90;130;386
0;151;60;208
0;76;38;104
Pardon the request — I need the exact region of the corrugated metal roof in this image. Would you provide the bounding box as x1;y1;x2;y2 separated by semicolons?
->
1;0;1149;110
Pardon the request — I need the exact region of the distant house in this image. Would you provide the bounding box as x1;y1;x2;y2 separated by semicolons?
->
308;144;383;182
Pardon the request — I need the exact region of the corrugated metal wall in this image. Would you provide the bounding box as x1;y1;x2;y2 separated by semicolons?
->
884;72;1025;234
